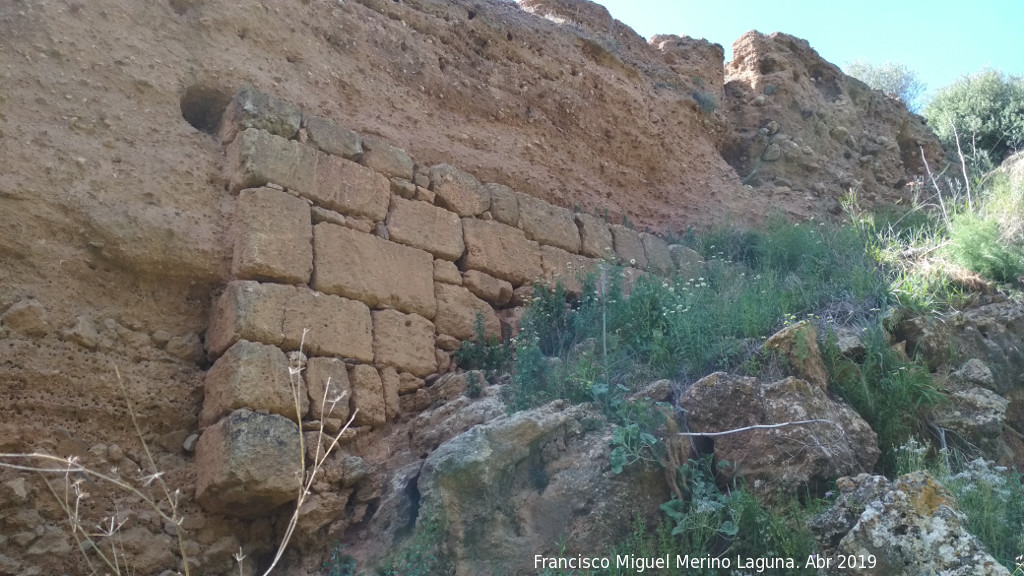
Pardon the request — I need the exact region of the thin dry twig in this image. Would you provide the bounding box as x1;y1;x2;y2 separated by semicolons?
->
676;419;841;437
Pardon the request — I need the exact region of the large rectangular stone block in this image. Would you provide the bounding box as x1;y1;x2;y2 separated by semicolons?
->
434;283;500;340
359;137;414;180
611;224;647;269
304;115;362;160
517;193;581;253
281;290;374;362
372;309;437;377
201;340;307;427
310;153;390;222
461;219;542;287
574;213;614;259
232;187;313;284
226;128;318;194
195;409;301;518
484;183;519;226
206;280;373;362
348;364;386;427
305;357;352;422
312;224;436;319
540;245;600;295
641;232;673;276
386;196;465;261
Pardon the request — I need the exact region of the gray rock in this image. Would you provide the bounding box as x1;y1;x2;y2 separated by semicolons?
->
218;85;302;144
360;137;415;180
810;471;1011;576
304;115;363;160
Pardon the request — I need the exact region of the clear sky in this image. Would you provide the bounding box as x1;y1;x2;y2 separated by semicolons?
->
595;0;1024;103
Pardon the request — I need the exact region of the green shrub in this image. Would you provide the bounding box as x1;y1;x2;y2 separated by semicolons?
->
924;69;1024;164
453;313;512;376
692;90;718;114
823;327;944;474
945;212;1024;282
844;59;926;111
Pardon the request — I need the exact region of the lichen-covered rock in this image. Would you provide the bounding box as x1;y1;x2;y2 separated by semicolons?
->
810;471;1011;576
218;85;302;144
763;321;829;390
303;115;362;160
414;401;670;576
195;409;301;518
679;372;878;497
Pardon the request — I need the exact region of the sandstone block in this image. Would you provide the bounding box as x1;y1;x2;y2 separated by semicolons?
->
611;225;647;269
348;364;386;427
195;409;301;518
310;153;390;222
668;245;704;280
540;245;600;295
390;178;417;199
312;224;436;319
218;85;301;144
640;233;673;276
305;357;352;422
429;164;489;216
517;193;581;253
386;196;465;261
207;281;293;357
360;137;414;180
574;213;614;259
462;270;513;306
304;115;362;160
434;283;500;340
281;290;374;362
433;259;462;285
435;334;461;352
379;366;401;421
201;341;307;426
232;187;313;284
399;389;432;413
372;309;437;377
461;219;542;286
484;183;519;226
206;281;373;362
226;129;317;194
311;206;346;227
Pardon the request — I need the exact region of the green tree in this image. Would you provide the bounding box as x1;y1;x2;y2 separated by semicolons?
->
923;69;1024;164
845;59;926;112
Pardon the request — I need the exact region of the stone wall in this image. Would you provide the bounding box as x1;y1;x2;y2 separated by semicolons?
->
195;87;706;513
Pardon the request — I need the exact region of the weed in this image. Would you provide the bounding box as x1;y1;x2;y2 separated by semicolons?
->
454;313;512;378
692;90;718;114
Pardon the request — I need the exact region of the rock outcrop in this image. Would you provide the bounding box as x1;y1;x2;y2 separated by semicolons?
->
810;471;1011;575
679;372;880;497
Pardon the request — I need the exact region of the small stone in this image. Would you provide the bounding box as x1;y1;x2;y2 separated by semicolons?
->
182;434;199;453
166;333;203;362
360;137;415;180
1;299;49;337
415;186;436;204
311;206;347;227
150;330;172;347
107;444;124;462
61;315;99;349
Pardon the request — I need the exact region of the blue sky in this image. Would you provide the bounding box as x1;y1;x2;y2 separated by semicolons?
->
596;0;1024;103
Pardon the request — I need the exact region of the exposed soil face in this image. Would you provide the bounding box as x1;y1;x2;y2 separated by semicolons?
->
0;0;943;574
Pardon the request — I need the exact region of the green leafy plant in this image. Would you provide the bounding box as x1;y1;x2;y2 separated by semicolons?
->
609;422;664;474
924;68;1024;164
844;59;926;111
454;313;512;377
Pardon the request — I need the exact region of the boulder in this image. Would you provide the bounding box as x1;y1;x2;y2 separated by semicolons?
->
897;300;1024;394
679;372;879;497
195;409;301;518
415;401;670;576
810;472;1011;576
763;321;829;390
